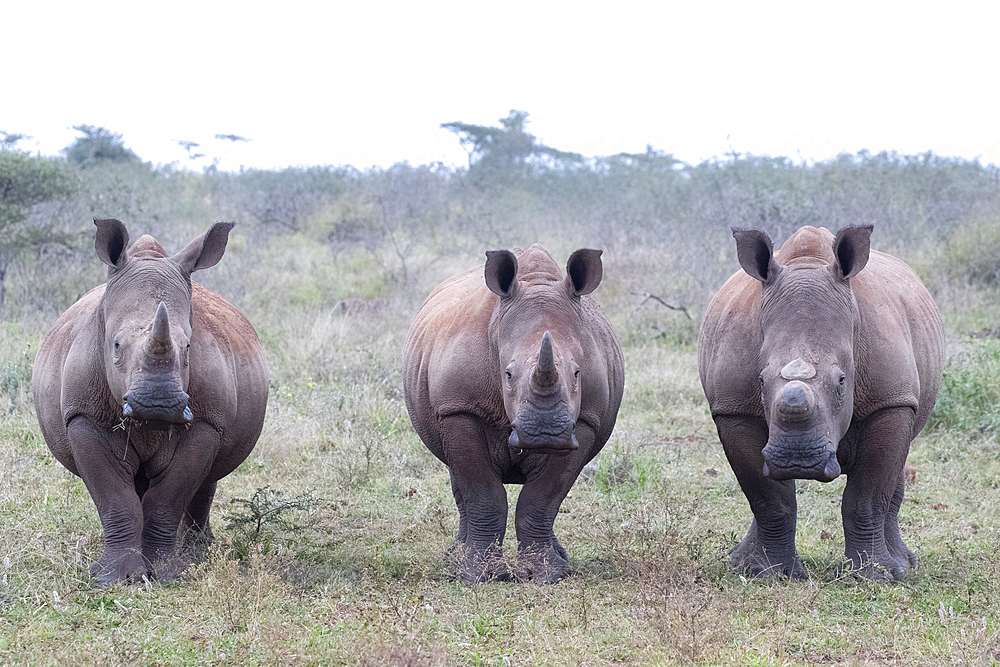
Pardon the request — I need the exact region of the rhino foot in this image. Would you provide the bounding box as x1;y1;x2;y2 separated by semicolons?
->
148;554;188;583
839;550;913;584
730;537;805;581
446;542;511;583
91;550;149;586
515;543;571;584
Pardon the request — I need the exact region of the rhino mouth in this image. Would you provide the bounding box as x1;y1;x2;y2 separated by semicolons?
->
762;441;840;482
508;426;579;455
122;389;193;425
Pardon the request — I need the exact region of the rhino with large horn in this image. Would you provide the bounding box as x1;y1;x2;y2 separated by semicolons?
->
33;218;268;585
404;244;624;584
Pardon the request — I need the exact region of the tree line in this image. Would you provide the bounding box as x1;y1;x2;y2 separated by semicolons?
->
2;113;999;320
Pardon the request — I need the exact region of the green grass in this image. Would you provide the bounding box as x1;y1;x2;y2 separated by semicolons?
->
4;242;1000;665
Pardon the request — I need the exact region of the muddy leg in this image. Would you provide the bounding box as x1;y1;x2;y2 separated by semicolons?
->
441;414;509;582
141;423;219;581
181;480;217;559
841;408;915;582
66;417;147;585
715;415;804;580
513;428;595;584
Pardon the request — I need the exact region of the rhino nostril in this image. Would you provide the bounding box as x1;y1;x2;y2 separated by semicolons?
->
777;381;812;417
781;385;807;408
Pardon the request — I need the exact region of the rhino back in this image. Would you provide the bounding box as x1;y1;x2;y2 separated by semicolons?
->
403;267;504;455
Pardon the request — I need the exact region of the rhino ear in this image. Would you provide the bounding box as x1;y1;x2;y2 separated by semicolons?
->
832;224;873;280
733;227;780;283
94;218;129;270
485;250;518;297
565;249;603;297
174;222;235;274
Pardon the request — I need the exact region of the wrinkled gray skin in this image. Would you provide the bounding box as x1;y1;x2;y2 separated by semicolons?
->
698;225;943;582
403;244;624;583
33;218;268;585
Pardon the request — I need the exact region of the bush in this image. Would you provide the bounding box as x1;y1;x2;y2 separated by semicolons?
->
940;215;1000;287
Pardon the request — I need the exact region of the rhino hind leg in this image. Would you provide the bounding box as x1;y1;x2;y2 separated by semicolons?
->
181;480;218;561
716;416;805;580
840;407;917;583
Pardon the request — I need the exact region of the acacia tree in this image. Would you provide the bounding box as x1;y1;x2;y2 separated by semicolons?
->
0;149;78;311
441;110;583;182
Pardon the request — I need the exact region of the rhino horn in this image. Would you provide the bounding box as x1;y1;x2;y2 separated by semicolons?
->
532;331;558;389
151;301;171;345
780;357;816;381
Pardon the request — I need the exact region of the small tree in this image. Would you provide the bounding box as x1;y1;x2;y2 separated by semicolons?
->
0;150;79;311
64;125;140;169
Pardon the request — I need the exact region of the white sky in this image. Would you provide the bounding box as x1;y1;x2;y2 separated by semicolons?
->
5;1;999;172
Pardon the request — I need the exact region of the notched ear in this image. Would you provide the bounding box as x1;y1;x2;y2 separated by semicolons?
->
174;222;236;274
565;248;603;297
733;227;779;283
94;218;129;270
485;249;518;297
832;224;873;280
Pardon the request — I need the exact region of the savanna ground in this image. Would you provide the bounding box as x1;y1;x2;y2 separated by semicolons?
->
2;124;1000;665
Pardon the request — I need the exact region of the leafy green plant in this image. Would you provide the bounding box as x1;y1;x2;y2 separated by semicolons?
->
0;343;32;412
224;486;320;560
929;337;1000;432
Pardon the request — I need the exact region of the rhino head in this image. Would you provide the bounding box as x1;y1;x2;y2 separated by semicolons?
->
94;218;234;428
485;247;605;456
734;225;873;482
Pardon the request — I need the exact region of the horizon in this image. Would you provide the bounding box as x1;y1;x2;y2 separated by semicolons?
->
5;2;999;173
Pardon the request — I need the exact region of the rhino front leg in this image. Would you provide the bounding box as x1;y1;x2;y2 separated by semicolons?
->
441;415;510;582
715;415;805;580
66;417;147;585
141;423;221;581
513;427;596;584
841;407;916;583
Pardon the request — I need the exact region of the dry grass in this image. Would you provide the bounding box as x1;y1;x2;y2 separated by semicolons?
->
3;245;1000;666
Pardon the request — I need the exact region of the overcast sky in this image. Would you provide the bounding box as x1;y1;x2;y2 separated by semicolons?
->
5;1;998;172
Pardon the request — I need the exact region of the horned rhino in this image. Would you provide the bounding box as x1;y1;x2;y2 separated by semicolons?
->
403;244;624;583
698;225;943;582
33;218;268;584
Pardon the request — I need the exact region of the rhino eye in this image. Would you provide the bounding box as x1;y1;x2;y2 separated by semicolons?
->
839;375;846;386
574;369;580;378
759;374;764;387
505;370;512;380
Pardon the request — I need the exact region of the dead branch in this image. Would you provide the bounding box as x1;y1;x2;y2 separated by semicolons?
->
631;292;694;319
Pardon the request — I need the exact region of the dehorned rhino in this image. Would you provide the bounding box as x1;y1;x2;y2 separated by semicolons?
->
403;244;624;583
32;218;268;584
698;225;943;582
